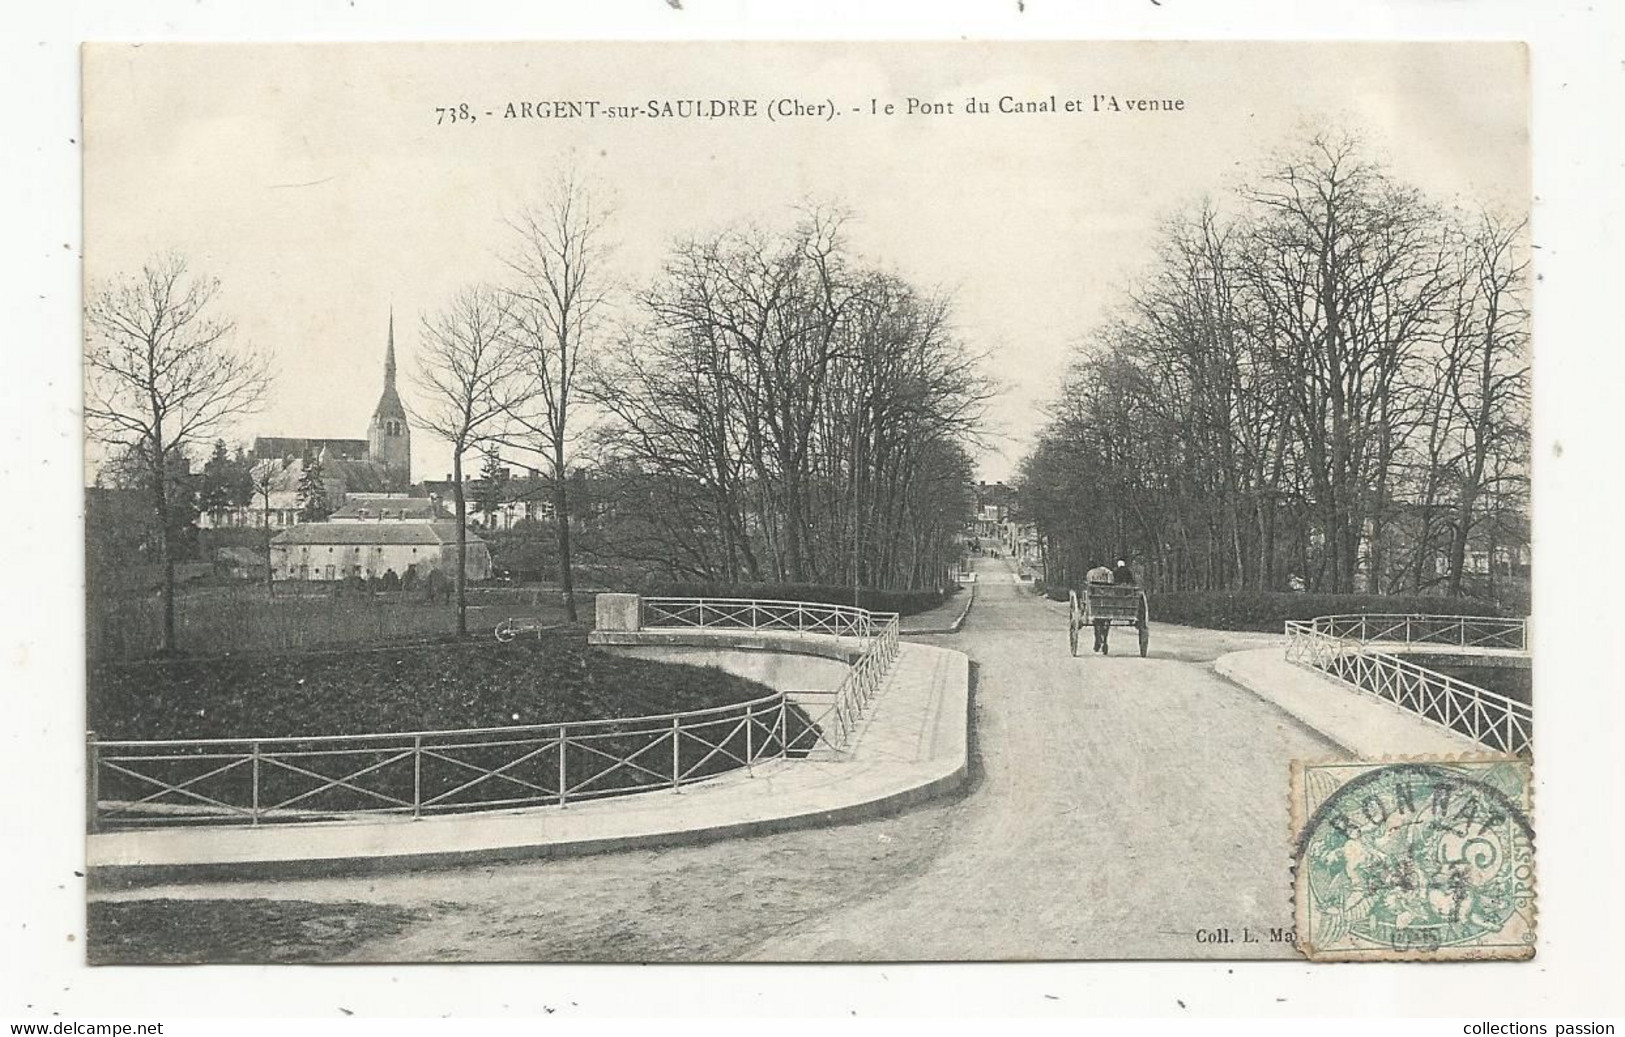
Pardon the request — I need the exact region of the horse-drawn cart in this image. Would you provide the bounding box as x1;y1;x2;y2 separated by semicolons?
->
1067;585;1151;657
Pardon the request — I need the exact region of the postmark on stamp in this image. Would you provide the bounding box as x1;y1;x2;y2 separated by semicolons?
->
1291;756;1535;961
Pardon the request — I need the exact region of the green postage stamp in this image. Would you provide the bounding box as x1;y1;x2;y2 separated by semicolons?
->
1291;757;1536;961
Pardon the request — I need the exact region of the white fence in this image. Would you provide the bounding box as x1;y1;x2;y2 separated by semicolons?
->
1298;613;1527;652
640;596;901;749
640;596;883;638
1284;615;1532;755
90;692;810;829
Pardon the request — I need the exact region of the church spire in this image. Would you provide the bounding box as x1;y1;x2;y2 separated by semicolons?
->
371;309;407;423
385;307;397;387
368;306;411;486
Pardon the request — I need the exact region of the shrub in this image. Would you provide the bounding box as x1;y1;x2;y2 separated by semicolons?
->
86;580;582;661
644;580;954;617
484;532;557;582
88;633;817;817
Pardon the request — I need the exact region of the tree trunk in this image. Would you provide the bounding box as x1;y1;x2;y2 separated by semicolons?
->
147;428;177;654
783;471;806;584
262;491;274;592
552;441;578;623
1446;504;1473;599
156;488;176;654
453;450;468;637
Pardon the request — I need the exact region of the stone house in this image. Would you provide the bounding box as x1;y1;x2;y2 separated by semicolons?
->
269;520;493;583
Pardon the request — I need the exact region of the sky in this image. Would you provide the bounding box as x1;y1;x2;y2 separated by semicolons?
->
82;41;1529;486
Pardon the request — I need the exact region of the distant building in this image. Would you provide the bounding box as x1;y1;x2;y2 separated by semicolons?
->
201;315;415;529
1001;519;1043;574
269;520;492;583
201;456;300;529
328;493;448;523
421;467;605;532
970;480;1018;537
249;436;369;464
973;503;1005;538
363;314;412;486
974;479;1018;511
253;313;410;493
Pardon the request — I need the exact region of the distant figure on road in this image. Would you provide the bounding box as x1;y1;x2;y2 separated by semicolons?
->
1113;558;1137;586
1084;561;1115;654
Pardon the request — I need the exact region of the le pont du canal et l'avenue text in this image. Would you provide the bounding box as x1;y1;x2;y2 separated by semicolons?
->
453;94;1188;124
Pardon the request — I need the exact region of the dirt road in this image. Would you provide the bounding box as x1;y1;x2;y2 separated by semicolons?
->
748;555;1335;959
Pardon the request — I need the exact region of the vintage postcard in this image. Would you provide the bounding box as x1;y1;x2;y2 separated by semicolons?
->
81;40;1532;963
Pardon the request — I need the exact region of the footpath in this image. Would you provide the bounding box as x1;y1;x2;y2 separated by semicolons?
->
1215;646;1484;758
900;579;977;635
88;639;969;886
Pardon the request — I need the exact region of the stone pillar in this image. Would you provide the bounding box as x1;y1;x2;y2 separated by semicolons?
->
595;592;642;632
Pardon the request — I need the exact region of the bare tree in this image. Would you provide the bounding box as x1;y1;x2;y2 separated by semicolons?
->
1245;133;1452;591
1021;134;1529;604
1439;213;1531;596
591;208;988;593
500;170;615;622
84;254;271;653
411;285;526;636
248;458;286;590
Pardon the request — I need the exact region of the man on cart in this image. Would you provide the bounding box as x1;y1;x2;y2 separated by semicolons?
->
1113;558;1137;587
1084;559;1115;653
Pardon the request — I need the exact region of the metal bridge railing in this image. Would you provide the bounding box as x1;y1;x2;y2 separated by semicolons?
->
1303;613;1527;651
1284;618;1532;756
640;596;901;751
640;596;880;639
89;692;818;830
90;598;903;830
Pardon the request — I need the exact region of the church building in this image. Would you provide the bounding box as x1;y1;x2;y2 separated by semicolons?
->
249;313;413;499
363;315;412;487
200;315;417;529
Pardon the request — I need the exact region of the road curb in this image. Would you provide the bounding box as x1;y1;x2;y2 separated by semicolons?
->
1214;646;1485;758
89;762;970;889
89;644;970;889
902;580;977;636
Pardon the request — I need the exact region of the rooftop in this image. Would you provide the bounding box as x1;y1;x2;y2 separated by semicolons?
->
270;520;482;547
329;496;447;522
251;437;368;462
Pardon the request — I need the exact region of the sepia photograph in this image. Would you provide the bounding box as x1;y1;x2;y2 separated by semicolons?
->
79;40;1535;965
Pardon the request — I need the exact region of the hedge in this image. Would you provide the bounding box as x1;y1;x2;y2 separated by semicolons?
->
89;633;819;817
644;580;955;617
1041;586;1509;631
1150;591;1510;631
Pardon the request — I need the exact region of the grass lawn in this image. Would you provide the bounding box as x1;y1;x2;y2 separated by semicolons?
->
90;632;782;740
88;582;573;662
89;633;817;819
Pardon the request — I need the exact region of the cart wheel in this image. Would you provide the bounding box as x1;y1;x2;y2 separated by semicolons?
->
1138;621;1150;658
495;620;516;643
1068;590;1081;657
